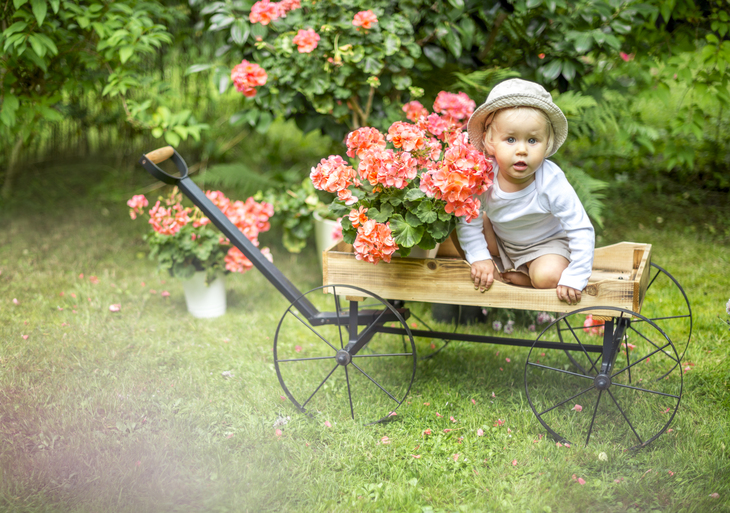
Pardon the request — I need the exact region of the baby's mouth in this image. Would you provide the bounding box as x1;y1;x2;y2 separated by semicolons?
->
513;161;528;171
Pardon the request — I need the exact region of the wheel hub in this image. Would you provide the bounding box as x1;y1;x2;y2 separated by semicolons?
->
594;373;612;390
335;349;351;366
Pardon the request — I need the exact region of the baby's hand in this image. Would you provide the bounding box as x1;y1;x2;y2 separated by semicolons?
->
471;259;498;292
556;285;582;305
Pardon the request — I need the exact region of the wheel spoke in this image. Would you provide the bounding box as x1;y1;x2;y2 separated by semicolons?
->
646;268;661;291
344;365;354;420
624;333;632;385
288;310;339;353
277;356;337;363
632;314;691;324
585;390;603;447
527;361;595;381
352;352;413;358
351;362;400;405
302;364;339;408
334;288;345;350
561;319;599;375
610;382;680;399
611;342;673;379
607;389;642;445
628;325;677;362
537;384;596;417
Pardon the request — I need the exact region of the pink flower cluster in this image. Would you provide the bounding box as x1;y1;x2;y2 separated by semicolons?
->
310;155;359;205
402;101;428;122
128;189;273;275
292;28;320;53
249;0;301;25
433;91;476;123
231;60;268;98
420;140;493;222
127;194;149;220
148;201;192;236
346;127;386;159
352;10;378;29
387;122;427;152
353;220;398;264
359;149;418;189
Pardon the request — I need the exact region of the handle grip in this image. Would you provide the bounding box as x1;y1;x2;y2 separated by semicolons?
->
144;146;175;165
139;146;188;185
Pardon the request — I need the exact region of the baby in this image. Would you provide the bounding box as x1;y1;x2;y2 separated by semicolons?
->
455;79;595;305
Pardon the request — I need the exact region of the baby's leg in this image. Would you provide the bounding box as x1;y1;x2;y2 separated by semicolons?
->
484;216;533;286
526;254;570;289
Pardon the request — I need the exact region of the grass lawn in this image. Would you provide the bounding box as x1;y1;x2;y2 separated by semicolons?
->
1;160;729;512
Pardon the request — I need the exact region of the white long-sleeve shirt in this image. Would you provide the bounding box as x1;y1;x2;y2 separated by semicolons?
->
456;160;595;291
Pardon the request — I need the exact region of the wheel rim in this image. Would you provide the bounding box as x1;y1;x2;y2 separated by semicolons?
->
525;306;682;450
274;285;417;424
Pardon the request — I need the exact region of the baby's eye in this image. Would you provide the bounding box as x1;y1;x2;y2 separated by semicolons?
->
507;137;516;143
529;138;537;144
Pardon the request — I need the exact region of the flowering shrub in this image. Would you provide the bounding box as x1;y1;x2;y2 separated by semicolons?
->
127;188;273;283
310;92;492;264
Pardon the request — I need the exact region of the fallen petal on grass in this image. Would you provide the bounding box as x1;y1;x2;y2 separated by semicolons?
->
13;298;19;305
512;459;517;466
324;421;331;428
572;404;583;412
477;428;484;436
578;478;586;485
412;454;421;459
710;493;720;499
381;436;390;444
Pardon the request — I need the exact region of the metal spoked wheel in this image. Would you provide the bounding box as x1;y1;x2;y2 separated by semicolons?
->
525;306;682;450
559;263;692;376
274;285;417;424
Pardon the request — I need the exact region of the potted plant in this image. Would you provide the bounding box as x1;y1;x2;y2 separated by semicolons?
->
127;187;273;317
310;91;494;264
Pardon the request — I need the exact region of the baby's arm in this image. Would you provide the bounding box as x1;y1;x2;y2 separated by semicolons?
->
455;213;497;291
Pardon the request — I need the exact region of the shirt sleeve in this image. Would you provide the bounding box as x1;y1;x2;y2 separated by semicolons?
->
541;168;595;291
455;212;492;264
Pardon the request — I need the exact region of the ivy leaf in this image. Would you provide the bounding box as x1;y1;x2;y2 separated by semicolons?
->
423;45;446;68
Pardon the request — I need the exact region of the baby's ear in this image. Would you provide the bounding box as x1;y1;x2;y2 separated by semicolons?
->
482;132;494;156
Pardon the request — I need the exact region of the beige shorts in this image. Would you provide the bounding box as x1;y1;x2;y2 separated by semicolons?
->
491;233;571;276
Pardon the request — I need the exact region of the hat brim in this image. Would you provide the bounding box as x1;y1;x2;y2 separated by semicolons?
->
467;93;568;158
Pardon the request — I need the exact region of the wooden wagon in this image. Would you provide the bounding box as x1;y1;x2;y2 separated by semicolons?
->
140;147;692;450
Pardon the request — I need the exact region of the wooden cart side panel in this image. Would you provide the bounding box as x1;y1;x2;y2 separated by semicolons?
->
632;244;653;313
324;251;636;315
592;242;651;272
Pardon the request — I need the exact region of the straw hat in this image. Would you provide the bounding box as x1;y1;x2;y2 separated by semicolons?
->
467;78;568;157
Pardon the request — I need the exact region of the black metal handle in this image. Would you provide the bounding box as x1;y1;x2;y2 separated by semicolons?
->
139;147;188;185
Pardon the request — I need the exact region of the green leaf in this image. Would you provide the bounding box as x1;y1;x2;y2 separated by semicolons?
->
119;46;133;64
230;21;249;46
458;17;475;51
423;45;446;68
561;60;576;82
76;16;90;29
526;0;543;8
13;0;28;9
28;34;46;58
572;32;593;53
383;33;400;56
4;22;27;37
392;74;412;90
540;60;562;80
390;215;424;247
164;130;181;147
448;0;464;8
186;63;214;74
415;201;438;224
404;188;425;201
429;219;452;240
31;0;47;26
405;211;423;227
442;27;462;58
363;56;383;74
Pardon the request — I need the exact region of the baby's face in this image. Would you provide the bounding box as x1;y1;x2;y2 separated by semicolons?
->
484;109;549;192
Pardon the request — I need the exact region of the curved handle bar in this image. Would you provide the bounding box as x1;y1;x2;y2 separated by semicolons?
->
138;146;188;185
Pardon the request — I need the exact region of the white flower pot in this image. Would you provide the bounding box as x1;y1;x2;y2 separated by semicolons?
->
313;212;342;267
182;271;226;318
395;243;440;259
